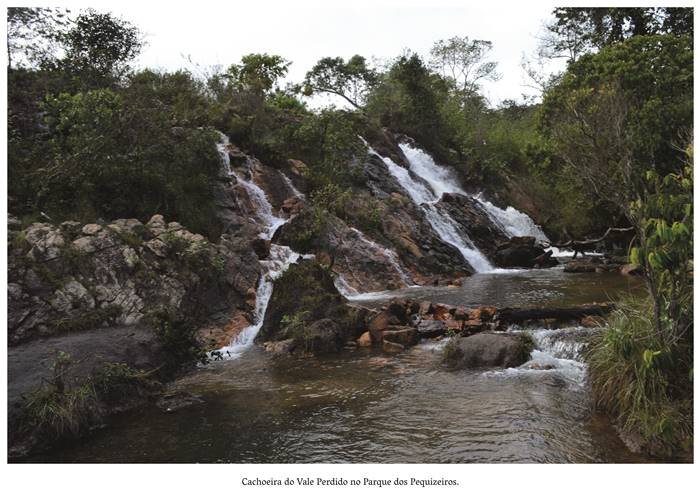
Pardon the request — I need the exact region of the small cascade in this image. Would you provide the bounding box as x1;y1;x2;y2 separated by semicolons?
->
474;193;548;243
281;172;304;198
491;326;596;386
213;132;310;360
472;195;600;258
371;145;497;273
215;245;302;360
217;135;286;240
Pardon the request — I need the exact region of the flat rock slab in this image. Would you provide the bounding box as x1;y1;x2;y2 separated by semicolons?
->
7;325;164;425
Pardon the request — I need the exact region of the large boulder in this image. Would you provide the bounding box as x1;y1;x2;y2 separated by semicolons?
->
256;260;366;355
494;236;557;268
436;193;509;259
443;332;533;369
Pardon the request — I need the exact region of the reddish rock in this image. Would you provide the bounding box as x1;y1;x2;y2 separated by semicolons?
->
419;301;433;316
444;319;462;331
467;306;497;322
281;196;304;216
357;331;372;347
581;315;603;328
245;287;257;309
453;307;469;320
368;311;401;341
432;303;451;321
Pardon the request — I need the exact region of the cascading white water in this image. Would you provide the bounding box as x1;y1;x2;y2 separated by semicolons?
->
215;245;302;360
372;146;497;273
473;194;602;258
217;135;286;240
213;133;309;360
474;193;548;243
398;143;467;198
488;326;596;387
281;172;304;198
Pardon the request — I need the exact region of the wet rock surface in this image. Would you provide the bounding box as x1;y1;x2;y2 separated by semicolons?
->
443;333;533;369
437;193;509;259
494;236;558;268
257;260;366;355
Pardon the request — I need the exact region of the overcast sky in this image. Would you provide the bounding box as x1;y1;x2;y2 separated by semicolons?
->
102;1;566;106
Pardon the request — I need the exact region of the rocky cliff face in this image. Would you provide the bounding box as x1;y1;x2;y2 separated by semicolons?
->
7;215;260;346
7;130;558;352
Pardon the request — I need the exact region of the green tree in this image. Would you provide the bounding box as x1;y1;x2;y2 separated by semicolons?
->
540;34;693;209
366;53;448;151
37;89;221;235
226;53;290;95
303;55;378;109
544;7;693;61
59;9;143;87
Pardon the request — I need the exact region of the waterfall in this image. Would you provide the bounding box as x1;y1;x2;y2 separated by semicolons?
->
372;145;497;273
281;172;304;198
213;133;309;360
216;135;286;240
474;193;548;243
215;245;302;360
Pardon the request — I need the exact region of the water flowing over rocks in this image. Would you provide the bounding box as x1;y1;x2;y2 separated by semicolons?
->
7;129;639;461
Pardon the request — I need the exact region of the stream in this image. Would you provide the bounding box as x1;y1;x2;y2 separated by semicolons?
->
29;269;649;463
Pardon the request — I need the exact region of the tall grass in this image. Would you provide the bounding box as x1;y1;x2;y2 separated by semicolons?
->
586;296;693;456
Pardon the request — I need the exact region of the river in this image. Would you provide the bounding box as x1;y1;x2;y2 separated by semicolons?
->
28;268;651;463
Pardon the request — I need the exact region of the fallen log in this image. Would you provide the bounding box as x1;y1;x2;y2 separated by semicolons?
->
495;303;614;327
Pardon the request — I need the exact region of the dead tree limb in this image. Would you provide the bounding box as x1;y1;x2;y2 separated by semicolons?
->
544;226;635;259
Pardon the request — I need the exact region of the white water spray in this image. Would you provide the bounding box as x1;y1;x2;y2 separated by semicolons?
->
213;133;310;360
487;326;596;387
215;245;302;359
217;135;287;240
372;144;497;273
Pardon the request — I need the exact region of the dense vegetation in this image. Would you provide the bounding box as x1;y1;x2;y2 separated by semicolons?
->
7;7;693;456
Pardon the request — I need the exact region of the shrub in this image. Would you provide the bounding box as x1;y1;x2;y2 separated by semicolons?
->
586;297;693;456
22;352;99;441
54;304;122;334
21;353;158;447
145;309;207;370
